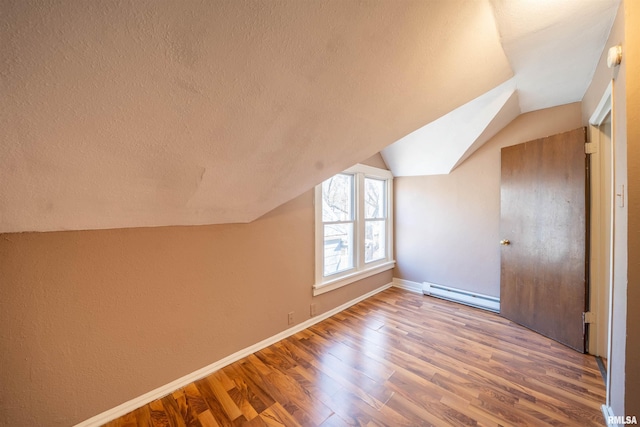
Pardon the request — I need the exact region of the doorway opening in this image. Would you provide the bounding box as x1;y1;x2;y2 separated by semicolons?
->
588;81;615;408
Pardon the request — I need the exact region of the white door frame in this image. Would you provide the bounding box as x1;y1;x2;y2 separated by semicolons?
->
588;80;615;408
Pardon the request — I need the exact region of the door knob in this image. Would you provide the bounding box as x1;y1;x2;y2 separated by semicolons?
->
500;239;511;246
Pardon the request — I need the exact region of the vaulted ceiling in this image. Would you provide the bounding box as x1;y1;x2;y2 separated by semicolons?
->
0;0;619;233
382;0;620;176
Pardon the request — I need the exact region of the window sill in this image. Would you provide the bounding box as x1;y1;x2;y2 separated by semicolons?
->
313;260;396;296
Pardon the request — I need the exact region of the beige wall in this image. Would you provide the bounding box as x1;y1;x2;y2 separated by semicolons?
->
393;103;582;297
0;155;392;426
623;0;639;415
581;0;634;416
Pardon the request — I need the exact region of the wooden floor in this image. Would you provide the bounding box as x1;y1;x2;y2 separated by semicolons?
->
104;287;606;427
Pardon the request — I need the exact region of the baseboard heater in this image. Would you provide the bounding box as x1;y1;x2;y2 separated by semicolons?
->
423;282;500;313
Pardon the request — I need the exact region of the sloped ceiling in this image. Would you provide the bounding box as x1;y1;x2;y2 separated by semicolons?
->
382;0;619;177
0;0;618;232
493;0;621;113
382;79;520;176
1;0;511;233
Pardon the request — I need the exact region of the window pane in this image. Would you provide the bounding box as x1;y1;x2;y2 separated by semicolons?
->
323;223;354;276
365;220;386;263
364;178;385;219
322;174;354;222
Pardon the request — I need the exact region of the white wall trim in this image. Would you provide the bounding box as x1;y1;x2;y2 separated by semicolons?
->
589;78;616;407
74;282;393;427
602;404;616;427
392;277;423;293
590;81;613;126
313;261;395;295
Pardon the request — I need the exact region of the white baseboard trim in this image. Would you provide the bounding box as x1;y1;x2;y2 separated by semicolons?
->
74;282;393;427
603;404;613;427
602;404;616;427
392;277;423;294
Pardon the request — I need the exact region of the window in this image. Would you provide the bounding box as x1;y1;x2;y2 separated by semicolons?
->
314;164;394;295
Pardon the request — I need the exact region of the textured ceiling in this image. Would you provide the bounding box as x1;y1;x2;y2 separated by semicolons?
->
492;0;620;113
1;0;511;232
382;0;619;177
0;0;619;232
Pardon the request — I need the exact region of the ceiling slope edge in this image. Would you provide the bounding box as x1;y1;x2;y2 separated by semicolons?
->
449;90;520;172
381;79;516;177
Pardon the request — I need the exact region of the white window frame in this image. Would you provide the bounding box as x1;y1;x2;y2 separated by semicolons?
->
314;164;395;296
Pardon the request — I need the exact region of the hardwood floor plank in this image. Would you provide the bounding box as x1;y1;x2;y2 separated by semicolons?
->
259;403;301;427
205;376;244;421
383;390;450;427
182;384;212;417
103;288;605;427
213;371;238;392
160;395;188;427
133;406;154;427
104;410;138;427
197;410;220;427
149;400;171;427
317;413;351;427
232;357;313;426
254;353;334;426
194;377;242;427
227;378;263;421
171;389;203;427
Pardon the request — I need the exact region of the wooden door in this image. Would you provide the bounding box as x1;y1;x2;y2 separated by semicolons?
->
500;127;588;352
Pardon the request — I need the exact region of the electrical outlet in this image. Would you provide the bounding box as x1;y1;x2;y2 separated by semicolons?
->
288;312;294;325
310;303;317;317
